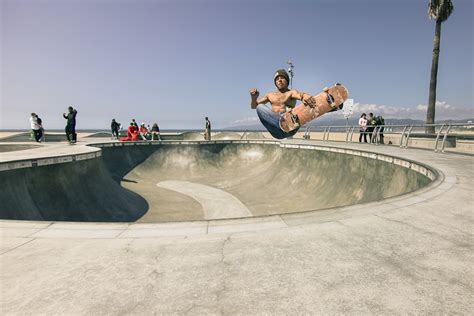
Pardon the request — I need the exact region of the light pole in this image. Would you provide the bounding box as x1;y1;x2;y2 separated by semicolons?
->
287;60;294;89
342;99;354;127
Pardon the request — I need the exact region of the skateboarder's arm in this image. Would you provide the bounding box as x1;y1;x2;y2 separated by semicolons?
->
294;90;316;108
293;90;309;101
249;88;269;109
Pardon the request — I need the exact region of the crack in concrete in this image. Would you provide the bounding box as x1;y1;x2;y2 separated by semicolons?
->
215;236;232;314
374;213;473;247
0;238;36;256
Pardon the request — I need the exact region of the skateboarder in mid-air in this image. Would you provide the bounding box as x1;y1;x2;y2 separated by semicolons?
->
250;69;348;139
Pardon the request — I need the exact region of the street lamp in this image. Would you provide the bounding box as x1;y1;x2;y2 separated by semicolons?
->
287;60;294;89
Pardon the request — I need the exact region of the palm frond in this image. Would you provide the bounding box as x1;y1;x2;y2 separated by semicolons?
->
428;0;454;22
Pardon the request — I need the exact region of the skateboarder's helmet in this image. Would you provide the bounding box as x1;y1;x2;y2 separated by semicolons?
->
274;69;290;86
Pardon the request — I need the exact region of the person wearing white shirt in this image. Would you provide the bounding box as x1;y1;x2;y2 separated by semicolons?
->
29;113;43;142
358;113;368;143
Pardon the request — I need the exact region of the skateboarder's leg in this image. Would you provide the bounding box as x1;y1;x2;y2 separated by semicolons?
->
256;104;298;139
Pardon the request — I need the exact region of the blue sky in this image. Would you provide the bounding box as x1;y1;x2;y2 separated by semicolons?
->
1;0;473;129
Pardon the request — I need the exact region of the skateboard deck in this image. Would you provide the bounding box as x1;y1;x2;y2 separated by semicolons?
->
279;83;349;133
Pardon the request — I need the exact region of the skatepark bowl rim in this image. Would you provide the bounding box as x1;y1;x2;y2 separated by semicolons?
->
0;139;441;230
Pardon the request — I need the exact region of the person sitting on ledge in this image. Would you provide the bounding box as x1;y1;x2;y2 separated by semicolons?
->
120;122;139;141
139;123;150;140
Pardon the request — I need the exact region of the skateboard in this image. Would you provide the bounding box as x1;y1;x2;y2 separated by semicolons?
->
279;83;349;133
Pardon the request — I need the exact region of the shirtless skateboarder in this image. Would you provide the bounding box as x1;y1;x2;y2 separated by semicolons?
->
250;69;346;139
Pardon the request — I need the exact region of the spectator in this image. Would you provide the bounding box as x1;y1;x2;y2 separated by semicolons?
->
37;115;46;142
358;113;368;143
139;123;150;140
63;106;78;144
204;117;211;140
367;112;376;143
111;119;121;139
376;115;385;144
151;123;161;140
120;122;139;141
29;113;43;142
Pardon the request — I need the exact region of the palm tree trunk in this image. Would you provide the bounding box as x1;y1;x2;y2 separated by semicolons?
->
426;19;442;134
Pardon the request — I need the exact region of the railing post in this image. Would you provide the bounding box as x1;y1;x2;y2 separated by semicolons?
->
325;127;331;141
349;126;355;142
404;125;413;148
440;124;452;153
303;126;311;140
434;124;446;152
373;126;380;146
400;126;408;148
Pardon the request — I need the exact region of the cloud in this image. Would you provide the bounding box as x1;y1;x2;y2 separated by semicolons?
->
353;101;472;120
230;116;260;125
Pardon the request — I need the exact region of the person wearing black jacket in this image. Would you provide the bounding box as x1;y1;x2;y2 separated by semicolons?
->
204;117;211;140
111;119;121;139
63;106;77;144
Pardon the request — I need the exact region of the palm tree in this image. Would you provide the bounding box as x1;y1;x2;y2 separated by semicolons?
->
426;0;454;134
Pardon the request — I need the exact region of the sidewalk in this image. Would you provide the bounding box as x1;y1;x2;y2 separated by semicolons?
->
1;138;473;314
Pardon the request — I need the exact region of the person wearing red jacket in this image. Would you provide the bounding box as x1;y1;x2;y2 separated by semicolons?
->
120;122;139;141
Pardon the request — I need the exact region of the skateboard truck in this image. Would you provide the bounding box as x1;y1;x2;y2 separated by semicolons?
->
326;92;335;107
322;86;336;107
290;112;300;127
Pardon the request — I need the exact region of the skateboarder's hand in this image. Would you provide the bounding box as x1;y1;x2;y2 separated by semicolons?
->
303;96;317;108
249;88;259;99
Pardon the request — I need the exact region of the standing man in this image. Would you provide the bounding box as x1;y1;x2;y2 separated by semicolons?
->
111;119;121;139
367;112;376;143
29;113;43;142
204;117;211;140
376;115;385;144
63;106;78;144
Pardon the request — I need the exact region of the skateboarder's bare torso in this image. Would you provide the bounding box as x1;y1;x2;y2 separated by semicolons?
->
252;89;303;113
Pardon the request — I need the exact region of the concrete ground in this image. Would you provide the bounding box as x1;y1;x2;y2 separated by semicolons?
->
1;136;473;314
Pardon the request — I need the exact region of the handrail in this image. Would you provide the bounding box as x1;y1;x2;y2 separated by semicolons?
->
400;126;408;147
440;125;452;153
404;125;414;149
349;126;355;142
303;126;311;140
298;122;473;130
322;127;328;141
325;127;331;141
295;122;473;153
434;124;446;152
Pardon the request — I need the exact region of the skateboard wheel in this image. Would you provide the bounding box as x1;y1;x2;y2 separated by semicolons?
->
323;87;329;92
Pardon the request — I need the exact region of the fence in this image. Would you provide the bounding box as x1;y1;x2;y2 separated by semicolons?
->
298;123;474;153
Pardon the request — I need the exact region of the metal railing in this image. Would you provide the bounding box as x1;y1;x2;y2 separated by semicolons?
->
300;123;474;153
